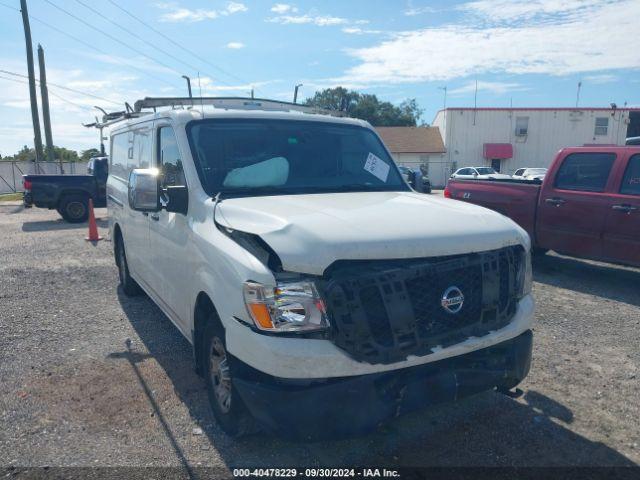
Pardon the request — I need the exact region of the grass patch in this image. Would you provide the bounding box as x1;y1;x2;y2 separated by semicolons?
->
0;192;23;202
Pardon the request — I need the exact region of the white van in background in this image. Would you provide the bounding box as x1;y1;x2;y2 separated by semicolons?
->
107;98;534;439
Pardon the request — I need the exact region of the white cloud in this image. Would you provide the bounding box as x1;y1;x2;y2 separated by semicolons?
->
449;81;528;96
196;78;277;96
268;14;349;26
583;74;618;84
225;2;248;14
160;8;218;22
226;42;245;49
159;2;247;22
341;0;640;84
0;58;177;155
271;3;297;14
459;0;611;22
342;27;384;35
403;0;439;16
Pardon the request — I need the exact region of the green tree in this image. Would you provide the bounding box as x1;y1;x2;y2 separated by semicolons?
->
1;145;81;162
305;87;423;126
80;148;101;162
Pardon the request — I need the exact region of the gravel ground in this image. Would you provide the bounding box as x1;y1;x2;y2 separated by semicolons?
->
1;203;639;470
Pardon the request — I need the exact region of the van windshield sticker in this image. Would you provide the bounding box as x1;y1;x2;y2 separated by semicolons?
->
364;153;390;182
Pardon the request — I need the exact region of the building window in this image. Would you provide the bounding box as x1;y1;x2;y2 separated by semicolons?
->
595;117;609;136
515;117;529;136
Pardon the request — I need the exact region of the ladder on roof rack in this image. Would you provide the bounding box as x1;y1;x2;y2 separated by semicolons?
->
133;96;346;117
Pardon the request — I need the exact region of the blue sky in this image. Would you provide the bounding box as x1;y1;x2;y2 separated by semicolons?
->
1;0;639;155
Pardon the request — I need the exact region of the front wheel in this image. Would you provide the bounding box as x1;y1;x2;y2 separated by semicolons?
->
203;317;255;437
115;235;142;296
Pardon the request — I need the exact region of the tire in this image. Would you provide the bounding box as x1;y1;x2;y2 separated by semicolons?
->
58;194;89;223
115;234;142;296
202;315;255;437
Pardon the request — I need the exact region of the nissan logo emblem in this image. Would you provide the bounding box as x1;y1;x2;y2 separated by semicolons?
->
441;286;464;314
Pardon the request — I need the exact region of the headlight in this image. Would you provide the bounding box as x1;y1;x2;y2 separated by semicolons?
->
243;280;329;333
516;250;533;298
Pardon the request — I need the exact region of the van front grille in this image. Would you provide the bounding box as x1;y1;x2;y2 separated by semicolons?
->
321;246;523;364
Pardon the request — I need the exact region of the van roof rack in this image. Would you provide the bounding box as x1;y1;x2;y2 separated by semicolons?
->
84;96;347;131
133;96;346;117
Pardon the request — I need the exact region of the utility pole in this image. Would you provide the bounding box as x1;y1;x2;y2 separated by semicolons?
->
438;86;447;110
293;83;303;104
20;0;44;170
93;107;107;155
38;44;56;167
575;81;582;108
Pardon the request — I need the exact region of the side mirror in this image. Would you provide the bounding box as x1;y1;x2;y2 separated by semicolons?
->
164;186;189;215
473;172;479;177
128;168;160;212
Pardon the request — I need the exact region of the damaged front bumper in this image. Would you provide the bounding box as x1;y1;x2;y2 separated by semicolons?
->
231;329;533;439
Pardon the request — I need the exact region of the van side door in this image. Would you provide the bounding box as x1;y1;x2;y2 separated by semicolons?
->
536;151;617;260
602;152;640;267
148;123;192;334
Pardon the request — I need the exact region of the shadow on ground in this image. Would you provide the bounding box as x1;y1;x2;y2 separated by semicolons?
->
115;288;636;469
22;218;108;232
533;253;640;307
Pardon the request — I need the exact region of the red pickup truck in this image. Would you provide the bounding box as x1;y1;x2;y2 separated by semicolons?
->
445;146;640;267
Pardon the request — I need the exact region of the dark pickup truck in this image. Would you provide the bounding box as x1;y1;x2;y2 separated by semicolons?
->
23;156;108;223
445;146;640;268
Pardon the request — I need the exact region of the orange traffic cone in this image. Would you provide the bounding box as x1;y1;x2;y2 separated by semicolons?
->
85;198;103;242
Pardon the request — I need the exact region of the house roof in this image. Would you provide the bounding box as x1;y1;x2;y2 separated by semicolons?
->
375;126;445;154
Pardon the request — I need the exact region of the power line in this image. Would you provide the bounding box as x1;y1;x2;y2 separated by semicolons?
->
72;0;227;86
105;0;248;86
0;0;178;90
0;73;88;110
43;0;184;78
0;69;121;106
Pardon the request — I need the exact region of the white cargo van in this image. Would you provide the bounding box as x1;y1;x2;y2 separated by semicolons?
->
107;98;534;438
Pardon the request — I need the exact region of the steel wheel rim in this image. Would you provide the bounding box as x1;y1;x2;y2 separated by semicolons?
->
209;337;232;413
67;201;85;219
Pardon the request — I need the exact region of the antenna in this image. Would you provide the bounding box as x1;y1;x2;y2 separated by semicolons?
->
197;72;204;115
473;79;478;126
575;81;582;108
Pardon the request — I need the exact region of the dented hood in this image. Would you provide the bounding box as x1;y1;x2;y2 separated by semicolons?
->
216;191;528;275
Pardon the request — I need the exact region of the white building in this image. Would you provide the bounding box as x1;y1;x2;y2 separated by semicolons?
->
375;126;446;184
431;107;640;187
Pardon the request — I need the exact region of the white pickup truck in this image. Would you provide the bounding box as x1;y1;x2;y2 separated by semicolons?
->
107;98;534;439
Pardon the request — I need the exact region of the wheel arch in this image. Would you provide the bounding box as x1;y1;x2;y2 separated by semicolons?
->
193;291;223;376
55;189;93;208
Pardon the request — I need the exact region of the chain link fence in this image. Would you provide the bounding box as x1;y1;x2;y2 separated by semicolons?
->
0;161;85;194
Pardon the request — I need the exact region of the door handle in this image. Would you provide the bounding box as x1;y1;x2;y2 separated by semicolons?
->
545;197;566;206
142;212;149;217
612;204;637;213
150;213;160;221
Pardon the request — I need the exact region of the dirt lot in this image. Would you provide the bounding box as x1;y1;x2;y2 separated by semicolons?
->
1;203;639;471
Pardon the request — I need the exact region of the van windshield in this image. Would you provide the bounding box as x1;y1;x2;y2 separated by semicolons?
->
186;119;408;197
